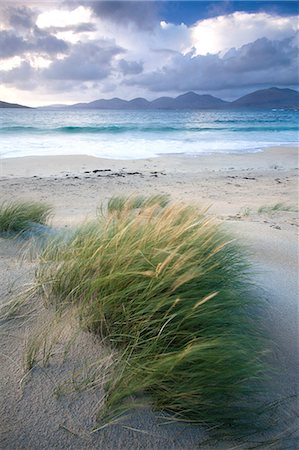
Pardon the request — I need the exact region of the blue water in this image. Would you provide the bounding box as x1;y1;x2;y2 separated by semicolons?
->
0;109;298;159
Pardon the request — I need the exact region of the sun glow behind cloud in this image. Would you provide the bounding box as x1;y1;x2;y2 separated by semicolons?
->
36;6;92;30
1;56;22;71
191;12;299;55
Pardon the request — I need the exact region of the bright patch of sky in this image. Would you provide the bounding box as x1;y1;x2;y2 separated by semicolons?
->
191;12;298;55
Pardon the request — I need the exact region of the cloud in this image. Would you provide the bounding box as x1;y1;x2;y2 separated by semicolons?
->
44;40;123;81
33;28;69;54
0;36;124;93
191;12;299;55
0;4;69;60
0;58;90;94
118;59;143;75
88;1;160;30
36;5;92;29
0;61;37;89
126;33;299;92
0;28;69;59
37;22;97;35
74;22;96;33
1;4;298;104
0;4;39;30
0;30;28;58
7;5;36;29
223;36;296;72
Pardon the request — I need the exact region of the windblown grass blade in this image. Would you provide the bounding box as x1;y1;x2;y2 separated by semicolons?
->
0;201;52;235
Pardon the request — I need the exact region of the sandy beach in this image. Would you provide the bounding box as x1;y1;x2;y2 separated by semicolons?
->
0;146;298;449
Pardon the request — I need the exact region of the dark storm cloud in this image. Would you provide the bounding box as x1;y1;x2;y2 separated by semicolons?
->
34;34;69;54
44;40;124;81
0;4;70;60
224;36;296;72
118;59;143;75
0;61;37;89
0;30;27;58
86;1;160;29
126;34;298;92
44;23;97;34
0;39;124;89
8;5;36;29
0;28;69;58
73;22;97;32
0;59;88;93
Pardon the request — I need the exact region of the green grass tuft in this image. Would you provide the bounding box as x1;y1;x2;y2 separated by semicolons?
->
257;203;297;214
0;201;52;234
34;196;268;434
106;194;170;214
239;206;252;217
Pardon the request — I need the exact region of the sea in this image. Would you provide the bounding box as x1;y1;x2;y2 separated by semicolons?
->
0;109;298;160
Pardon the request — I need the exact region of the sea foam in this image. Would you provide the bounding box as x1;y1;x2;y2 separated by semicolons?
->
0;109;297;159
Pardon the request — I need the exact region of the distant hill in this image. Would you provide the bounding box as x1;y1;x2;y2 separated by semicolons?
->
69;92;228;110
0;100;31;108
149;92;228;109
150;96;175;109
14;87;298;111
172;92;228;109
230;87;299;109
65;88;299;110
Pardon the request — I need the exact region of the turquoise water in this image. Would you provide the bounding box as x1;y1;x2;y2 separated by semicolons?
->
0;109;298;159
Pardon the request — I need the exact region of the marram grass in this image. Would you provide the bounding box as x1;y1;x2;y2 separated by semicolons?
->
106;193;170;215
34;197;268;434
0;200;52;234
257;202;297;214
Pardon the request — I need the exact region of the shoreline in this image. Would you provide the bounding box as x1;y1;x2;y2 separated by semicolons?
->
0;146;297;228
0;145;297;178
1;142;295;161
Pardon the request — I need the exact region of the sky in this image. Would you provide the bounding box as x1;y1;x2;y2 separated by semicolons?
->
0;1;298;106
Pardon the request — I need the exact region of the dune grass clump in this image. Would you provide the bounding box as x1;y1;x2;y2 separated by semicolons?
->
258;203;297;214
0;201;52;234
106;193;170;214
35;197;267;433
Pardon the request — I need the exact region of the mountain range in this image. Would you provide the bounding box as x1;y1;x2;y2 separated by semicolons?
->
69;91;229;110
0;100;31;109
1;88;299;110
